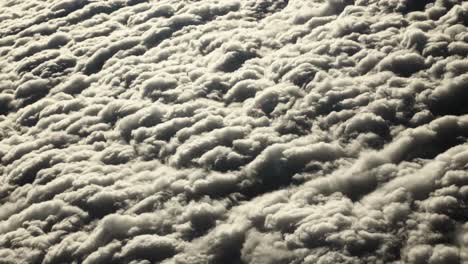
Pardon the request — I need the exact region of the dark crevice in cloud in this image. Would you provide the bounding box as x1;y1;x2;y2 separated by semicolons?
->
402;0;437;14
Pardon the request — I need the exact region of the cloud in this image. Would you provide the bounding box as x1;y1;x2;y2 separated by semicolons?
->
116;234;182;262
14;78;51;102
0;0;468;263
377;51;426;77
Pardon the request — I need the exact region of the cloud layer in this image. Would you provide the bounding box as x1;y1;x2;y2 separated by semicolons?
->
1;0;468;263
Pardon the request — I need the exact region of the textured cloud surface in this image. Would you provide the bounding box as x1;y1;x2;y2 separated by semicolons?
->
1;0;468;263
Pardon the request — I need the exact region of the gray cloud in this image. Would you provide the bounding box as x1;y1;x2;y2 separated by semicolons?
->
0;0;468;263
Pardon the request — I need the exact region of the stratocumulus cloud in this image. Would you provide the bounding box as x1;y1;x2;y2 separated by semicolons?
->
1;0;468;263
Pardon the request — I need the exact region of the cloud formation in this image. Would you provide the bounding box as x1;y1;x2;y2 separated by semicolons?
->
1;0;468;263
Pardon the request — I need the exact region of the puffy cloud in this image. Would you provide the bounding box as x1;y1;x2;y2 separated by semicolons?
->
1;0;468;263
116;234;182;262
377;51;426;77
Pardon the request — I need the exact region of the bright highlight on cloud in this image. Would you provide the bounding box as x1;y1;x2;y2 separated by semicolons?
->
1;0;468;263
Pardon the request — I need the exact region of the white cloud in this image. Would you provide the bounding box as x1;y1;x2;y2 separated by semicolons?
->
1;0;468;263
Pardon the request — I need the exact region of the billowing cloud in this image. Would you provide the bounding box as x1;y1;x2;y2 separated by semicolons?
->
1;0;468;263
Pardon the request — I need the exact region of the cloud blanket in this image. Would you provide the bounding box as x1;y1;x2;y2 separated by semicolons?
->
1;0;468;263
